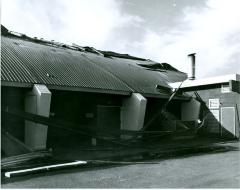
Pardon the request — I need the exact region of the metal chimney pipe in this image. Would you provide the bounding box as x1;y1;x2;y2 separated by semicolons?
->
188;53;196;80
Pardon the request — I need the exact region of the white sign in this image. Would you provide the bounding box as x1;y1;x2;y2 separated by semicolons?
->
221;84;231;93
210;109;220;121
209;99;220;109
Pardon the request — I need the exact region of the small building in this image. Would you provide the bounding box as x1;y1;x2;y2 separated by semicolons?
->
169;74;240;139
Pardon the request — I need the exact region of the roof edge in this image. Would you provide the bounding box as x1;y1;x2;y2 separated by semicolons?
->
1;81;131;96
168;74;240;89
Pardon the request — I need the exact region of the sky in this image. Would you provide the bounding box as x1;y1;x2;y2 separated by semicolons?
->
2;0;240;78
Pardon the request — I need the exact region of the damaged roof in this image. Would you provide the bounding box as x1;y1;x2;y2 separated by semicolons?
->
1;25;187;97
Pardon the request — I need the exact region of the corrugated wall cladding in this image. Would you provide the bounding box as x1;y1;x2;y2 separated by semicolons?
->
1;36;187;95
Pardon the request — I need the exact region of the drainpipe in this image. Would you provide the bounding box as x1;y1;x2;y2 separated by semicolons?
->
188;53;196;80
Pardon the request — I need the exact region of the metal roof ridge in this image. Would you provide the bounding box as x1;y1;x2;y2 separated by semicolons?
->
1;29;147;62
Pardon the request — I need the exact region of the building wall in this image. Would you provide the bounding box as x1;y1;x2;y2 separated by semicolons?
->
1;87;124;149
185;84;240;138
48;90;123;143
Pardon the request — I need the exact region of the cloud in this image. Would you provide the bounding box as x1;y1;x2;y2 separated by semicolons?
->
2;0;143;48
125;0;240;78
2;0;240;78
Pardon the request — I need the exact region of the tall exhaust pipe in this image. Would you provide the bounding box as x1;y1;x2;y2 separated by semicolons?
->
188;53;196;80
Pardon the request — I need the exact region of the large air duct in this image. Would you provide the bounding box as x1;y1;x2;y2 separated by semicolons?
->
188;53;196;80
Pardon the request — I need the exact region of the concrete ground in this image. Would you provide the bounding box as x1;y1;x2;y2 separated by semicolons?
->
2;141;240;188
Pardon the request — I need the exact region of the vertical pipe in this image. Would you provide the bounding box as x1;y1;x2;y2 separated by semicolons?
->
188;53;196;80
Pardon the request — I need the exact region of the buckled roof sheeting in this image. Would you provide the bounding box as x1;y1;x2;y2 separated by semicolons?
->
85;54;173;94
1;35;187;96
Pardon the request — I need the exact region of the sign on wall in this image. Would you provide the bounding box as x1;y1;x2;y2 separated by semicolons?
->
209;98;220;109
221;84;231;93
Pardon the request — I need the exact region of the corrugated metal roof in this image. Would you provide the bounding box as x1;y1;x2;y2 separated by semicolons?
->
84;54;186;95
1;35;187;96
1;37;132;94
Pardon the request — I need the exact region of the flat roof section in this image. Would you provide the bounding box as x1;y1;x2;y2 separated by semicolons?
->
168;74;240;89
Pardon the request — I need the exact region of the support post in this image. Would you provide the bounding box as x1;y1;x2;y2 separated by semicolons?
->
25;84;51;150
121;93;147;139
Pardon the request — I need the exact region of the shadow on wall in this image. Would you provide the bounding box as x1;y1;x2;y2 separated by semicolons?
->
194;92;239;139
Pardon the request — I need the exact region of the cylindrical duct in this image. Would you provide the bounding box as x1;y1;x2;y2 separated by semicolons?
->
188;53;196;80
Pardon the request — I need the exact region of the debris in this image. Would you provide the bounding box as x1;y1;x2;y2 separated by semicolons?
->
1;131;32;157
1;150;52;170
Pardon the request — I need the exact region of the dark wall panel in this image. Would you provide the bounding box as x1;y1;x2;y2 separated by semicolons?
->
1;87;27;141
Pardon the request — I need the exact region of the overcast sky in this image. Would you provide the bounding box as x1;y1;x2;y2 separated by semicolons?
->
2;0;240;78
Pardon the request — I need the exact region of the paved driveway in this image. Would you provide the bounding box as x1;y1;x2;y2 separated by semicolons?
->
2;142;240;188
